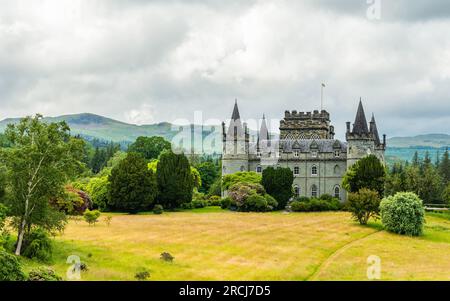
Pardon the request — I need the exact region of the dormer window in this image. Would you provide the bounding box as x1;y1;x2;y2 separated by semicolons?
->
294;151;299;157
334;150;340;157
311;151;318;158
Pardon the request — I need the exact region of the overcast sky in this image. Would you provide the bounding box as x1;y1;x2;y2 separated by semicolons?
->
1;0;449;139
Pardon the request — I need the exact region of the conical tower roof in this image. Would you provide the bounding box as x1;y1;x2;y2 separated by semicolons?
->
226;99;244;138
352;99;369;134
370;114;381;145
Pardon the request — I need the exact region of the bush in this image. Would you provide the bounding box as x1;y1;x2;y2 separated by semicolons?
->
290;198;341;212
208;178;222;197
160;252;174;262
153;204;164;215
261;167;294;210
28;267;62;281
296;196;310;203
319;194;334;201
0;251;26;281
346;189;380;225
86;176;110;210
22;228;53;262
135;268;151;280
380;192;425;236
192;199;207;208
208;195;221;206
264;194;278;210
83;209;101;226
243;195;269;212
222;172;261;190
220;197;232;210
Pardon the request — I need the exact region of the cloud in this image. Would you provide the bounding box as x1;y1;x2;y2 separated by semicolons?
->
0;0;449;139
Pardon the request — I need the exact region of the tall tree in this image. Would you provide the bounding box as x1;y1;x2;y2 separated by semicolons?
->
0;115;84;255
342;155;386;196
128;136;171;161
196;162;219;194
108;153;157;213
440;149;450;184
156;151;193;208
261;167;294;210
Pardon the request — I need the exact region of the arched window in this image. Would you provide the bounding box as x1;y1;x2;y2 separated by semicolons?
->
294;185;300;197
311;185;318;198
294;166;299;176
311;165;318;176
334;186;341;199
256;166;262;173
240;166;245;172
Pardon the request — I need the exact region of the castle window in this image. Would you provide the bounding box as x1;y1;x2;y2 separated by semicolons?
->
257;151;261;158
311;165;318;176
294;151;299;157
256;166;262;173
294;166;299;176
334;186;341;199
311;185;318;198
294;185;300;197
334;150;340;157
240;166;245;172
311;151;318;158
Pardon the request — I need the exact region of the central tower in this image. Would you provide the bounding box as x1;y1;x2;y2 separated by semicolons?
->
279;110;335;140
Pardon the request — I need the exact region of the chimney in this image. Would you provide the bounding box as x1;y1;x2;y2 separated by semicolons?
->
383;134;386;147
346;122;351;133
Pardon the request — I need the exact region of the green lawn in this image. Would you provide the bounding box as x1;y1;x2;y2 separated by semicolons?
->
19;208;450;281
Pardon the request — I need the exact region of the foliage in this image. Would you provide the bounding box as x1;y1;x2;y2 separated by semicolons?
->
153;204;164;215
135;268;151;280
89;141;120;174
0;250;26;281
386;151;447;204
108;152;158;213
128;136;171;161
156;151;193;208
50;186;92;215
342;155;386;196
0;115;84;255
86;175;110;210
290;197;341;212
28;267;62;281
442;182;450;206
380;192;425;236
196;162;219;194
208;178;222;197
0;166;7;202
225;182;277;212
261;167;294;210
149;159;201;191
346;189;381;225
222;172;262;190
83;209;101;226
22;228;53;262
160;252;174;262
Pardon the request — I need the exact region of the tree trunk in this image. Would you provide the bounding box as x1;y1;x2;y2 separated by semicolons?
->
15;218;27;256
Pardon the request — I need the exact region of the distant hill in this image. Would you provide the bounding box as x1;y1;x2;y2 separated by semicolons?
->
1;114;448;161
387;134;450;148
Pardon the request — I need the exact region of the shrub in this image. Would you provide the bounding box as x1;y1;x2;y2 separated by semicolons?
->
86;176;110;210
296;196;310;203
380;192;425;236
290;198;341;212
342;155;386;196
208;178;222;197
290;201;311;212
192;199;207;209
28;267;62;281
220;197;232;210
83;209;101;226
0;251;26;281
243;195;269;212
222;172;261;190
319;194;334;201
181;202;194;210
346;189;380;225
22;228;53;262
153;205;164;215
135;268;151;280
208;195;221;206
160;252;174;262
264;194;278;210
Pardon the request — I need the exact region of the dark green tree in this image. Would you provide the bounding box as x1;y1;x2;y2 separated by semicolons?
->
156;151;193;208
440;149;450;184
196;162;219;193
128;136;171;161
261;167;294;210
108;153;157;213
342;155;386;196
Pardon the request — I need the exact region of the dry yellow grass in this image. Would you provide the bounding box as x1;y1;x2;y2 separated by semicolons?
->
34;209;450;281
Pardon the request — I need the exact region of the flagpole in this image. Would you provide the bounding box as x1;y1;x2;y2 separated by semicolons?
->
321;83;325;111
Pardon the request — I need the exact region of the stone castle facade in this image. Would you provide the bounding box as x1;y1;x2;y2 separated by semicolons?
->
221;100;386;202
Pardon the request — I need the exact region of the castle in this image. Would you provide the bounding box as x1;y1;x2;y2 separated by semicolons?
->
221;100;386;202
